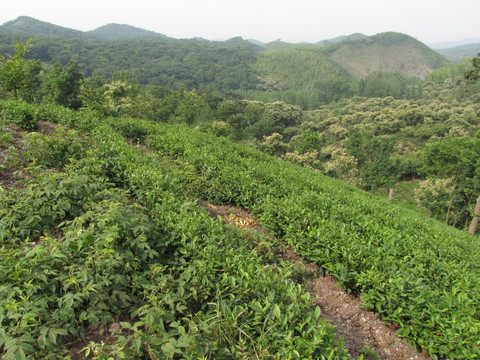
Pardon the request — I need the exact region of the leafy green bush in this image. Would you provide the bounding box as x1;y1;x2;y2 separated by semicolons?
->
0;100;38;130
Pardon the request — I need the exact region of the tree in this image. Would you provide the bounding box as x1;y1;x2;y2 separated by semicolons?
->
80;72;137;117
42;60;83;109
345;128;398;190
421;135;480;228
260;133;289;157
415;178;456;220
465;53;480;85
291;129;323;155
322;145;359;185
22;60;43;103
226;114;248;140
0;39;33;99
464;57;480;234
469;194;480;235
263;101;303;129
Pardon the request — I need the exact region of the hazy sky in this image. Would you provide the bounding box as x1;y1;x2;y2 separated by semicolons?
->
1;0;479;45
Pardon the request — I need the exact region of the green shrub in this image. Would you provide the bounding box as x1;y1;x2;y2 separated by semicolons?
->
0;100;38;131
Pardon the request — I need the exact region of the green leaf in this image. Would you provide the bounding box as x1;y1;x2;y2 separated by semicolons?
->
15;348;26;360
120;321;132;330
161;342;176;358
273;304;281;319
82;233;95;248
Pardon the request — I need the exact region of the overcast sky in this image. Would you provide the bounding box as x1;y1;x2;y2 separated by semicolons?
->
1;0;479;46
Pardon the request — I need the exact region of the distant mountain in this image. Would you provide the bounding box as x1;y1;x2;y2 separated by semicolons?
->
430;38;480;49
326;32;448;78
261;40;315;51
247;39;263;45
0;16;263;49
0;16;85;39
435;43;480;62
0;16;169;41
87;23;167;41
316;33;367;46
221;37;263;51
260;33;369;51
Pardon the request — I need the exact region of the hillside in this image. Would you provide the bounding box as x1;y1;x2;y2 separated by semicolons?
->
0;16;86;39
1;100;480;359
86;23;168;41
325;32;448;78
1;20;480;358
435;43;480;62
255;47;354;89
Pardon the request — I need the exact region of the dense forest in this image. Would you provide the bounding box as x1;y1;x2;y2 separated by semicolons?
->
1;19;480;359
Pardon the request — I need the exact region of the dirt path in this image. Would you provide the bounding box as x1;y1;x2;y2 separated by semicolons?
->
199;199;431;360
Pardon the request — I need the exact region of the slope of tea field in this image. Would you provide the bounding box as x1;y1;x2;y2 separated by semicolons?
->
1;100;479;359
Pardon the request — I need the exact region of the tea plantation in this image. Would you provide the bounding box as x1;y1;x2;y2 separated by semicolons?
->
1;100;479;359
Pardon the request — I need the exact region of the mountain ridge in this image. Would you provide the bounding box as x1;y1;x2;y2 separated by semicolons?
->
2;15;475;50
435;43;480;62
86;23;168;41
0;16;86;39
0;16;171;41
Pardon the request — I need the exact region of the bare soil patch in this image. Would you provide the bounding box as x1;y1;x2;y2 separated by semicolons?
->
0;124;26;190
199;199;268;234
0;167;21;190
199;199;431;360
68;321;125;360
37;120;59;134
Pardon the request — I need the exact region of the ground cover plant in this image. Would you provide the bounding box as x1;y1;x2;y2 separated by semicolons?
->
0;100;349;359
2;100;480;359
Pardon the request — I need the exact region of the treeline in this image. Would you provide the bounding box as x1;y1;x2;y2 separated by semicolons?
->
0;39;304;139
297;97;480;231
0;34;259;91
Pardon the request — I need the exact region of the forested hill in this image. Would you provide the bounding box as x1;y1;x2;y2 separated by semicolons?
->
326;32;449;78
86;24;168;41
0;16;169;41
0;16;86;39
0;17;451;107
